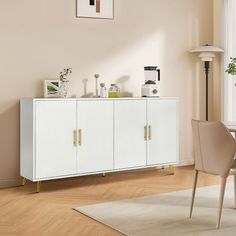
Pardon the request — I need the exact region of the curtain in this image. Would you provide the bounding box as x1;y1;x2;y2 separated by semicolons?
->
223;0;236;121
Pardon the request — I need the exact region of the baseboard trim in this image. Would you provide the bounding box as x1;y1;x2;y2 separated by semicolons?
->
0;178;22;188
177;158;194;167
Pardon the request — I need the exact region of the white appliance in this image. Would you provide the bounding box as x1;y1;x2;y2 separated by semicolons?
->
141;66;160;97
142;84;159;97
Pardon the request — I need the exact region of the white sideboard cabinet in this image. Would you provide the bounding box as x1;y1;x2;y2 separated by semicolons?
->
76;101;114;174
114;100;147;169
20;98;179;192
35;101;77;179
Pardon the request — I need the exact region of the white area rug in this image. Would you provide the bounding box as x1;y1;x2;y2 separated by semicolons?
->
74;183;236;236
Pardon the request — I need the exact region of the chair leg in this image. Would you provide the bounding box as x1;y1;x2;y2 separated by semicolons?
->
216;177;227;229
234;175;236;209
190;170;198;218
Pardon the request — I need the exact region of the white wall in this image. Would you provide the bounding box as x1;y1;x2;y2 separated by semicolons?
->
0;0;213;187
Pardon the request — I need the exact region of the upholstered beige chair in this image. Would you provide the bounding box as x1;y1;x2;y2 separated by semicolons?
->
190;120;236;229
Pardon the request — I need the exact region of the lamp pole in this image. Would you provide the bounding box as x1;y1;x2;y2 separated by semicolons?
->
204;61;210;121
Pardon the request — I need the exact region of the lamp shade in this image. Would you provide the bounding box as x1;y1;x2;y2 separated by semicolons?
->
190;45;224;53
190;45;224;62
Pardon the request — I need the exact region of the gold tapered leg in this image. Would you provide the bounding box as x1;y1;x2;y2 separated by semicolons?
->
36;181;41;193
22;178;26;186
169;165;175;175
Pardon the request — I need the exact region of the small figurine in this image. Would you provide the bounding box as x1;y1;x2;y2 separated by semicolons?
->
94;74;100;97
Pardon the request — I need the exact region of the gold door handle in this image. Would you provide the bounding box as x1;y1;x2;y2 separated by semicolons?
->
144;125;148;141
73;130;77;147
78;129;82;146
148;125;151;140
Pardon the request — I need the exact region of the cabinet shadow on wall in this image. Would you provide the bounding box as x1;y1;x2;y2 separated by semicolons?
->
116;75;133;97
18;167;171;193
80;75;133;98
0;102;20;185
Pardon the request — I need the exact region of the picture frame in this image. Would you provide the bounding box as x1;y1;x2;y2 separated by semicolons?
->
44;80;61;98
76;0;114;19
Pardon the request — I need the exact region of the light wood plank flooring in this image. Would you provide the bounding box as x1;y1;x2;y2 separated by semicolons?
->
0;166;229;236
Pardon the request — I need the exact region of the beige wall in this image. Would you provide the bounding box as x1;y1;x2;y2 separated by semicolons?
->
0;0;213;187
213;0;224;121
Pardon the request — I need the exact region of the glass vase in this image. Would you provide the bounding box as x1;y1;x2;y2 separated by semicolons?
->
59;82;68;98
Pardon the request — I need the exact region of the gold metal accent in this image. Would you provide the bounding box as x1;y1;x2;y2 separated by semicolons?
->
22;178;26;186
161;166;165;170
78;129;82;146
169;165;175;175
36;181;41;193
144;126;148;140
148;125;151;140
73;130;77;146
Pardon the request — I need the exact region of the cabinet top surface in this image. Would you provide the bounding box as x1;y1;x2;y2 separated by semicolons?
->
21;97;179;101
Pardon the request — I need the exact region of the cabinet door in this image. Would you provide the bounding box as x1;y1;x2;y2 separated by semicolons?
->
114;100;147;169
35;101;77;179
77;101;113;174
147;99;178;165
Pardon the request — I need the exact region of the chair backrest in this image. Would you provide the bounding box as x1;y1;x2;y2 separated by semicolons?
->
192;120;236;177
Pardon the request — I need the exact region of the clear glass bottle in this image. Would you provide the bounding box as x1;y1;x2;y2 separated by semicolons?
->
100;83;107;98
108;84;120;98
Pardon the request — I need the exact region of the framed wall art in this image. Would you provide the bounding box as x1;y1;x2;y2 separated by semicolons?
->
44;80;61;98
76;0;114;19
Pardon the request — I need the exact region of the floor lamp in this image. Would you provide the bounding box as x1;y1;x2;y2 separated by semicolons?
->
190;45;224;121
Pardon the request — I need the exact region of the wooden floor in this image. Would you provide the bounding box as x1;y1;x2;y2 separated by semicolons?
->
0;166;230;236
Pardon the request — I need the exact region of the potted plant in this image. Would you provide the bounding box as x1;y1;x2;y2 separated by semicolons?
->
226;57;236;75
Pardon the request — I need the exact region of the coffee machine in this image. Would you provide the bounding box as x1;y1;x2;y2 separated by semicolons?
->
141;66;160;97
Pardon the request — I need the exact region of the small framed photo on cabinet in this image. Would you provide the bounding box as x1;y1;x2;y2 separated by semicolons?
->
44;80;60;98
76;0;114;19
